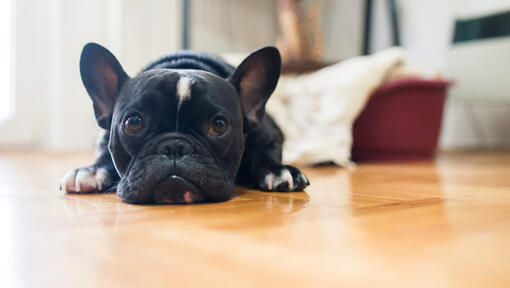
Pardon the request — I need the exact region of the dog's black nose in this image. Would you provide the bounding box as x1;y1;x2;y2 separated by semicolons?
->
156;138;195;157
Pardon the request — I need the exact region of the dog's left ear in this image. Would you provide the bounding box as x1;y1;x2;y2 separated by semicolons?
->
229;46;281;127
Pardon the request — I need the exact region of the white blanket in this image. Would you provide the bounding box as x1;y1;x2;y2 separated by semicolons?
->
266;48;409;166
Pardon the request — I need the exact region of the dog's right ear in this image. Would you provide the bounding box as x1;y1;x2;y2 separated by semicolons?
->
80;43;129;129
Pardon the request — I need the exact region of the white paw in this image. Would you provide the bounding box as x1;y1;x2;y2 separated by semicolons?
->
61;167;112;193
259;166;310;192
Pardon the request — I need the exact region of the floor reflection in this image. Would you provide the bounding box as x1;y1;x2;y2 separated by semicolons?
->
349;161;451;259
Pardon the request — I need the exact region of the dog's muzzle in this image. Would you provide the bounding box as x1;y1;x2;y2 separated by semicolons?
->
117;133;233;205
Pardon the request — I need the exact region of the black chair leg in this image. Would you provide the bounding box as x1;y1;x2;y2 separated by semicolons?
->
362;0;373;55
362;0;400;55
388;0;401;46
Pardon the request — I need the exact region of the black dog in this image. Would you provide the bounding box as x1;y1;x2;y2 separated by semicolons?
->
61;43;309;204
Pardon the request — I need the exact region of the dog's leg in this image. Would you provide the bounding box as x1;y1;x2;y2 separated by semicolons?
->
60;131;119;193
237;117;310;192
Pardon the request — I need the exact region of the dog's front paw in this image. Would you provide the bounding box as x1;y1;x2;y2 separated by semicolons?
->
60;166;114;193
256;165;310;192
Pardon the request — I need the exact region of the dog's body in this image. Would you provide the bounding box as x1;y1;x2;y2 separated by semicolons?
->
61;43;309;204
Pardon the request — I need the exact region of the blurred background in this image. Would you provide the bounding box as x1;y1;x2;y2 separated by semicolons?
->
1;0;509;158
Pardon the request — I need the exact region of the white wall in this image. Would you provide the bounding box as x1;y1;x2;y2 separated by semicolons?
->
190;0;277;54
0;0;182;150
188;0;364;61
321;0;364;61
0;0;53;147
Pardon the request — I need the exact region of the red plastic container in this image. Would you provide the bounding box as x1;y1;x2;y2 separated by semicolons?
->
351;78;452;162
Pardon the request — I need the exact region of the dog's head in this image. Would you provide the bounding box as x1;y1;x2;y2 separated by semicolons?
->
80;43;280;204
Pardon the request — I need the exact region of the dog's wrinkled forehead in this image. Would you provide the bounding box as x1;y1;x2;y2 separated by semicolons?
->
118;69;239;112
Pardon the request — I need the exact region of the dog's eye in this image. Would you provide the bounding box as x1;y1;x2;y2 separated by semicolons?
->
124;114;143;133
208;116;229;136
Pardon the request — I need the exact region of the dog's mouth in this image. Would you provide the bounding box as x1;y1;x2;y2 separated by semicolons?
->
116;155;234;204
116;133;235;205
152;174;205;204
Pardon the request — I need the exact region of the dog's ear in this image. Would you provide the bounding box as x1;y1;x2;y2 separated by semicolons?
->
229;46;281;128
80;43;129;129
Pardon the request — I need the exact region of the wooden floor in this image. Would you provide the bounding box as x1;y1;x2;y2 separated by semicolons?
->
1;150;510;287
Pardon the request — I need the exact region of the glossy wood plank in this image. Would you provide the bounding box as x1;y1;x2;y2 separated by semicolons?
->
1;150;510;287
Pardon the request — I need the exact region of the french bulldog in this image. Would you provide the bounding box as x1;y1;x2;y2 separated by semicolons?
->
60;43;309;204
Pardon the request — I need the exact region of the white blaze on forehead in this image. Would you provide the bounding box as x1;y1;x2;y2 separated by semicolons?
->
176;76;192;110
175;76;193;129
